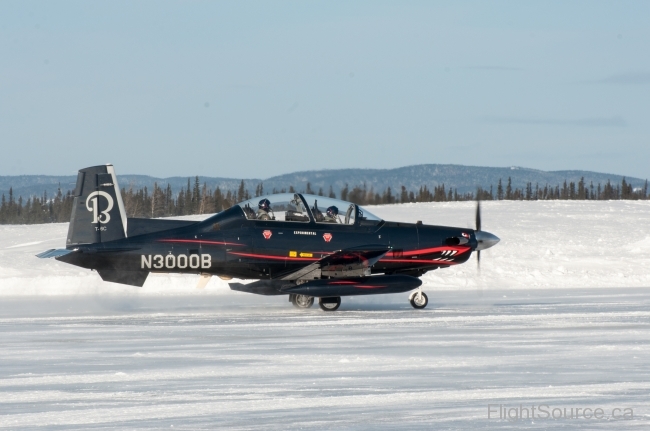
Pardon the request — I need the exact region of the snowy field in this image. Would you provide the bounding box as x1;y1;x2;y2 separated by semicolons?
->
1;201;649;429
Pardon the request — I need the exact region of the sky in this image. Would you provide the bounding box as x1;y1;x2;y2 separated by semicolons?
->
1;1;649;179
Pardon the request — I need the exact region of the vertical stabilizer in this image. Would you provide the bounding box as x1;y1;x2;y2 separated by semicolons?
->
67;164;128;246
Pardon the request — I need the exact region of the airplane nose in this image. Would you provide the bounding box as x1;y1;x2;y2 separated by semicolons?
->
475;230;500;250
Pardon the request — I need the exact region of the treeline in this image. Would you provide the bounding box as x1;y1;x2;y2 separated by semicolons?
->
0;187;74;225
0;176;648;224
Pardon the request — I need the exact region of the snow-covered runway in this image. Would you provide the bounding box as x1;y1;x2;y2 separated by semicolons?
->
1;290;648;429
1;201;649;429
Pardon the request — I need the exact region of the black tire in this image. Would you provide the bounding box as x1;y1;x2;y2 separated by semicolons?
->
292;294;314;309
319;297;341;311
409;291;428;309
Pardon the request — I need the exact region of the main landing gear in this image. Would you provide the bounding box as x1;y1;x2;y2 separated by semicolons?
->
289;294;341;311
290;294;314;309
319;296;341;311
409;289;428;309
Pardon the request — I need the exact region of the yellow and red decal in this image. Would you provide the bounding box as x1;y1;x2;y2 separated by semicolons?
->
289;251;314;258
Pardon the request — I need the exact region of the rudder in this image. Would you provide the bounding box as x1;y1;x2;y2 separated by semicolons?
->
67;164;128;246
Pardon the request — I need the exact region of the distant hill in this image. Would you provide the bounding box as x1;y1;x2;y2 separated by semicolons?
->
0;164;646;200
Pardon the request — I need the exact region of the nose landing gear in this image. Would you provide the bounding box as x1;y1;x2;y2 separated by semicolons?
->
409;288;428;309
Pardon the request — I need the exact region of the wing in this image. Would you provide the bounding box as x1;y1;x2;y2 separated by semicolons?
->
279;245;390;281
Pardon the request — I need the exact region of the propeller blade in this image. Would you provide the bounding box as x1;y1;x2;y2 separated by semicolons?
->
475;200;482;232
477;250;481;271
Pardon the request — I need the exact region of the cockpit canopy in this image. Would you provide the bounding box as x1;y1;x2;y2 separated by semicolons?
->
237;193;382;226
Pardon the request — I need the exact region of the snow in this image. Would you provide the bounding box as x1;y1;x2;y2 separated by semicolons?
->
1;290;648;429
0;201;649;429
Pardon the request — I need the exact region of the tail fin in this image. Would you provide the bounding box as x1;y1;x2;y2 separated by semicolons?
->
66;164;128;246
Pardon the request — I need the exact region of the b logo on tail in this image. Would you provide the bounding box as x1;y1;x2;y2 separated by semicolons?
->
86;191;114;224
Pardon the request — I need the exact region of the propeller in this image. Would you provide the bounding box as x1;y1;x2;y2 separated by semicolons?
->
473;199;500;271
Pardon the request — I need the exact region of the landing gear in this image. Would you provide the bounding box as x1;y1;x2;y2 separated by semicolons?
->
319;296;341;311
290;294;314;309
409;289;428;309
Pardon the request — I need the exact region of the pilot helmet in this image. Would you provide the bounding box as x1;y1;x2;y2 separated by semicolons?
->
326;206;339;217
258;198;271;212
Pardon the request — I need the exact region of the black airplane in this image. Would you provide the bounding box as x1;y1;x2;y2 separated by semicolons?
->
38;164;500;311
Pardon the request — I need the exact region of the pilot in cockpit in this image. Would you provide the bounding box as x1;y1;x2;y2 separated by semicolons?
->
257;198;273;220
323;205;340;223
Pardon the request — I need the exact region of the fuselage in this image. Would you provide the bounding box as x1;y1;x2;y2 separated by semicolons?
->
58;204;477;280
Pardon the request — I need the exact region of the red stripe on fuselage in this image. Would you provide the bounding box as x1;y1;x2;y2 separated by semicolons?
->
210;244;471;265
379;258;461;265
385;246;471;258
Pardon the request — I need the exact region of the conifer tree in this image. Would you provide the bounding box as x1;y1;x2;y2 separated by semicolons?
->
400;186;408;203
340;184;349;202
192;176;200;210
237;180;246;203
383;186;393;204
578;177;585;199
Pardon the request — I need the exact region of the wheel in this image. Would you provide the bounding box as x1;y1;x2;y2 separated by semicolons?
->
409;291;428;309
292;294;314;309
319;296;341;311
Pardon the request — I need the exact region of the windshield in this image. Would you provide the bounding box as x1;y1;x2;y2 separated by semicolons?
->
357;205;382;224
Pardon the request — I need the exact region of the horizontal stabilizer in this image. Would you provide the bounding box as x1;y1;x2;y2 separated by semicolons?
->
283;274;422;297
36;249;73;259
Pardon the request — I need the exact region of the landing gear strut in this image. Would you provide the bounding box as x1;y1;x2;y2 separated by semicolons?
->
319;296;341;311
409;288;428;309
290;294;314;309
